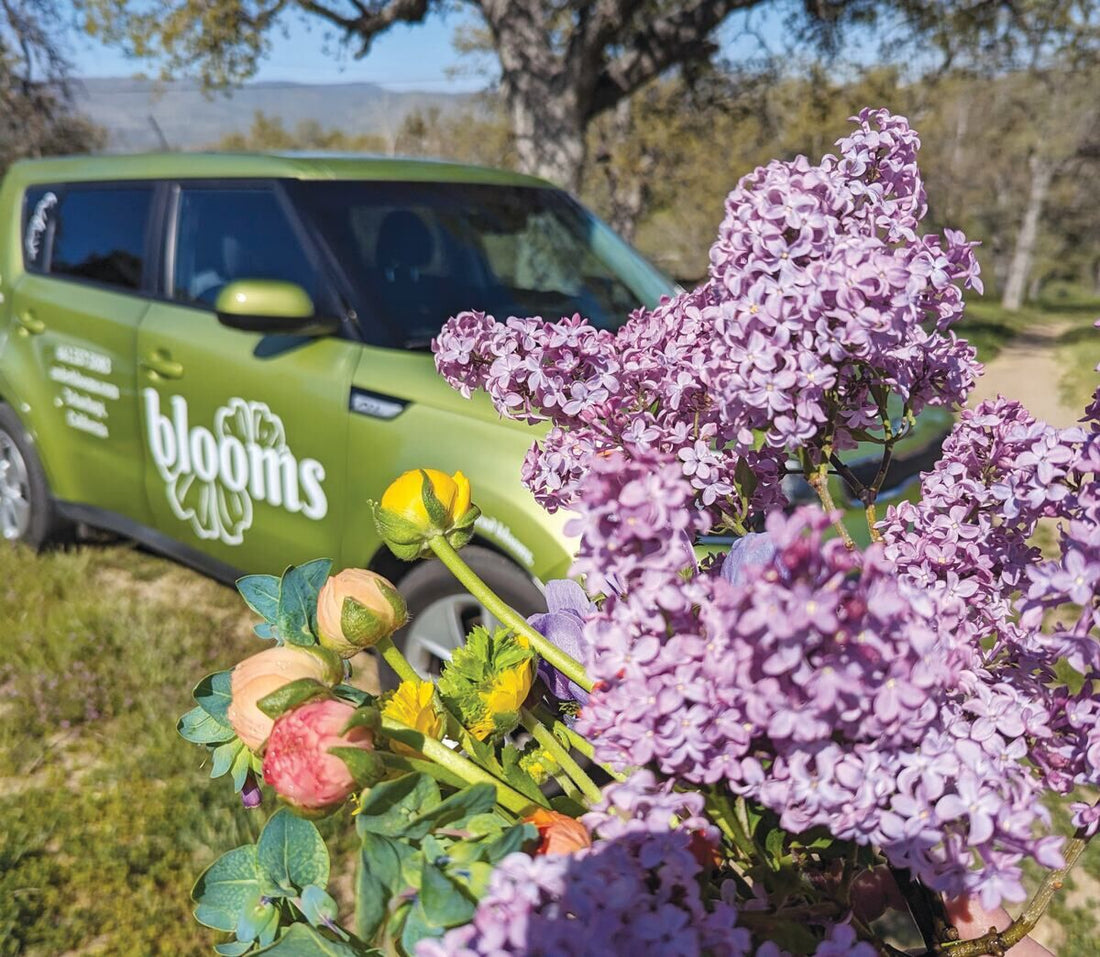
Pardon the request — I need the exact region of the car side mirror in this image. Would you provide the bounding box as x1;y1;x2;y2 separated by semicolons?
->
214;279;337;335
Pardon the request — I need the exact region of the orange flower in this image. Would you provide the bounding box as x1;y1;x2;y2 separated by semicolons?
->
524;808;592;856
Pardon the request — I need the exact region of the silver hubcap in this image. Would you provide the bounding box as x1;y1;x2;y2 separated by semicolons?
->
401;594;502;678
0;433;30;541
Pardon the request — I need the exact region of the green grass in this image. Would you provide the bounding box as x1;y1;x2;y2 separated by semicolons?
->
957;298;1039;365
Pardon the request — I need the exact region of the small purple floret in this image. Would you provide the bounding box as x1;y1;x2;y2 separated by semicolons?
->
241;770;262;809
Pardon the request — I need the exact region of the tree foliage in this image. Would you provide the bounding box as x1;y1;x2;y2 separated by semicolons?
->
0;1;104;170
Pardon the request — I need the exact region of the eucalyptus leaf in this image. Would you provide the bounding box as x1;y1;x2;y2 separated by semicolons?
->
354;869;389;945
254;621;276;641
254;923;366;956
401;900;444;955
237;890;280;945
403;783;496;841
211;740;241;779
355;773;440;838
298;884;340;928
231;742;254;792
237;573;281;622
482;823;537;865
277;562;328;646
178;705;234;745
258;808;330;894
214;943;254;957
194;670;234;723
192;845;262;932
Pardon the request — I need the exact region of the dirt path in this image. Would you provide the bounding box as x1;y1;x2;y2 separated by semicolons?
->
967;320;1080;426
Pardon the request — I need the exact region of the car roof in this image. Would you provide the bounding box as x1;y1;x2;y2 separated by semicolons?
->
5;151;553;189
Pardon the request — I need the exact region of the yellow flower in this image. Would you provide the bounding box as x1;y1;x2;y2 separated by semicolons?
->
375;469;478;560
468;660;534;740
381;679;444;756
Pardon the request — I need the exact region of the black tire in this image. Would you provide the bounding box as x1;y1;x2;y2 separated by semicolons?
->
384;545;547;688
0;403;67;550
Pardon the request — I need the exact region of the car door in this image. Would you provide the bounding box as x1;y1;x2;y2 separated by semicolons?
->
136;181;357;574
7;182;155;522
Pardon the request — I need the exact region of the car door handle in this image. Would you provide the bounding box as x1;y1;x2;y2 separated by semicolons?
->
140;351;184;380
15;310;44;335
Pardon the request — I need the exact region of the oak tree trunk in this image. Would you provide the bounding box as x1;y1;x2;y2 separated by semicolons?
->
1001;155;1054;311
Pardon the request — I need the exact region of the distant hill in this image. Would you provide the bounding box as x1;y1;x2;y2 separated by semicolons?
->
71;77;479;152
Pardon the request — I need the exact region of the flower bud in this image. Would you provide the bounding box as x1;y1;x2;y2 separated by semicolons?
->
524;808;592;856
227;645;342;752
374;468;479;560
316;568;408;657
262;699;377;815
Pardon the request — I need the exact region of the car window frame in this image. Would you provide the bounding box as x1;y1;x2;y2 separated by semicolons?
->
159;178;353;337
20;179;161;299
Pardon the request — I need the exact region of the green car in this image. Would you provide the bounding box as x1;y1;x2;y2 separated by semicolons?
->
0;152;949;673
0;153;673;673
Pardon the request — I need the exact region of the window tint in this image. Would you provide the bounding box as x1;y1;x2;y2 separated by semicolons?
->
173;187;318;307
50;186;153;290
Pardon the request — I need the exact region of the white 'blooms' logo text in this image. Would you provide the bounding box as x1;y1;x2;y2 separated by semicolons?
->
143;389;328;545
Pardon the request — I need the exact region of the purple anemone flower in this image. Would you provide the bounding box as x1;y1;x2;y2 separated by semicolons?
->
527;579;594;705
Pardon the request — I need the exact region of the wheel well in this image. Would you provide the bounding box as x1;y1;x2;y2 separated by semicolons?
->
366;535;516;585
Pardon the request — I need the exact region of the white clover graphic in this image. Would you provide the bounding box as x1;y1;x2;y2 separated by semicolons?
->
159;397;287;546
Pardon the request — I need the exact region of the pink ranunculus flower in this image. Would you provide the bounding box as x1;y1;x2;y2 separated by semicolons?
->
262;699;374;814
227;645;341;752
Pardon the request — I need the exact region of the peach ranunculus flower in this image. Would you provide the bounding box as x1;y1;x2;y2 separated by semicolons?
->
374;468;479;560
227;645;341;752
261;698;377;815
524;808;592;856
315;568;408;657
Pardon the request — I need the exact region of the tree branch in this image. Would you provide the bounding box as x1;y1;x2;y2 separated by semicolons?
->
294;0;435;56
588;0;758;118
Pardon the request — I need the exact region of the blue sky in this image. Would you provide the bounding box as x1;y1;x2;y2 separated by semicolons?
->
70;6;784;93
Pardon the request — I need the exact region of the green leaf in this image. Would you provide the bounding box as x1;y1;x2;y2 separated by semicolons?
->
420;861;476;928
482;823;537;865
401;900;444;955
211;740;242;779
178;705;235;745
404;783;497;840
258;808;330;894
237;890;280;945
237;573;282;622
355;869;389;944
192;845;263;932
355;773;440;838
254;923;365;956
298;884;340;929
254;621;277;641
277;561;330;646
231;741;254;792
361;832;418;893
257;678;332;720
194;671;234;723
214;943;254;957
329;747;385;788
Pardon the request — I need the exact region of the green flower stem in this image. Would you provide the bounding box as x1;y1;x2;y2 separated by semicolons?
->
378;751;471;792
519;708;603;805
375;634;420;685
380;716;533;814
532;704;628;783
428;535;594;693
552;771;581;801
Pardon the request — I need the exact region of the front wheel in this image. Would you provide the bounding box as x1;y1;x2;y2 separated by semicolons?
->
387;546;547;686
0;403;67;549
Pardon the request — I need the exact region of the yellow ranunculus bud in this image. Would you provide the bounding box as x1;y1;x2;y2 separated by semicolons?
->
374;468;479;560
380;678;445;757
316;568;408;657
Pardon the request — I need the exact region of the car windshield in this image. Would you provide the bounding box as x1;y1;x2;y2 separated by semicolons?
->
290;180;676;348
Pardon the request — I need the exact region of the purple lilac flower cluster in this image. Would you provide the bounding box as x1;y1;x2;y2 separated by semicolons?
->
568;450;1068;906
417;772;750;957
435;109;982;527
881;389;1100;838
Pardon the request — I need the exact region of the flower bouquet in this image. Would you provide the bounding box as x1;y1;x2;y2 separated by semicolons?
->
179;110;1099;956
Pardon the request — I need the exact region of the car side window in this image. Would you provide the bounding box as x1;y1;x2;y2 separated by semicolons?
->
172;187;318;307
24;185;153;291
